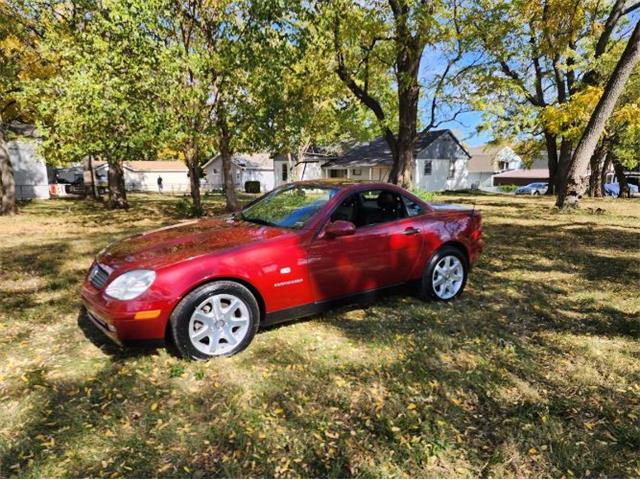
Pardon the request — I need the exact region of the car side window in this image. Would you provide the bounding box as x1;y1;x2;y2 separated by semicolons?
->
402;196;424;217
330;194;358;223
355;189;406;227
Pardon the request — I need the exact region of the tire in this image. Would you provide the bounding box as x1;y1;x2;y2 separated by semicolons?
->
533;190;540;196
169;281;260;360
420;246;468;302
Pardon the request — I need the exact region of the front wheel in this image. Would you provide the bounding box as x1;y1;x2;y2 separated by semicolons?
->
421;246;468;301
169;281;260;360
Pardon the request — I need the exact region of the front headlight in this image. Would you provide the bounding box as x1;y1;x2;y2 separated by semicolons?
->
105;270;156;300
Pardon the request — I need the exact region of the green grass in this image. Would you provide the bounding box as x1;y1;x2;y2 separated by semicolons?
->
1;192;639;478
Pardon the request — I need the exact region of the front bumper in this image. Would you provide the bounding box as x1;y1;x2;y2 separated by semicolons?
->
81;281;171;344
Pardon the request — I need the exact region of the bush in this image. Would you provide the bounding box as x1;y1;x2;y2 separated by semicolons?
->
499;184;519;193
245;181;261;194
176;197;203;218
410;188;436;202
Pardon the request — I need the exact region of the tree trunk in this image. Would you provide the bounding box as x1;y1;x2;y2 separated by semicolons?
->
219;132;237;212
544;132;559;195
185;144;203;216
107;161;128;209
286;151;295;183
87;155;99;200
556;19;640;208
588;140;608;197
388;87;418;188
611;155;630;197
588;151;604;197
600;154;612;193
0;128;17;215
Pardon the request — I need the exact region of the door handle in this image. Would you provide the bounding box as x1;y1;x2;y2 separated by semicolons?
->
404;227;420;235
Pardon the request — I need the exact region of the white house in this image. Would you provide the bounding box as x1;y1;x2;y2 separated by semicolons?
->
321;129;471;192
273;147;336;187
202;153;275;192
8;140;50;200
466;145;523;189
93;161;190;193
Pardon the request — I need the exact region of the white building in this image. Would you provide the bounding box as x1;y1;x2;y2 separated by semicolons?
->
8;140;50;201
466;145;523;189
202;153;275;193
273;148;336;187
93;161;190;193
321;129;471;192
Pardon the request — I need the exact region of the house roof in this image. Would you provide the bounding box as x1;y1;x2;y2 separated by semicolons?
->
466;146;502;173
94;160;188;172
203;153;273;170
322;129;470;168
492;168;549;179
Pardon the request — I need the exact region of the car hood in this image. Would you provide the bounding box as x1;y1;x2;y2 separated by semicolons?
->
97;217;293;271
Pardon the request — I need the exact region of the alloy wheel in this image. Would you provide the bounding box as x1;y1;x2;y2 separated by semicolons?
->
432;255;464;300
188;294;251;356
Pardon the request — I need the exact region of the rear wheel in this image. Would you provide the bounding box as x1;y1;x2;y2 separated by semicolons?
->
421;246;468;301
169;281;260;360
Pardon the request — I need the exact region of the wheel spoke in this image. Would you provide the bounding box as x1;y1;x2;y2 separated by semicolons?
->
192;311;213;327
433;275;446;287
191;326;210;342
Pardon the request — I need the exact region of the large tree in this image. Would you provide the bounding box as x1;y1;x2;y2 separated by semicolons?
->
319;0;474;188
29;0;167;209
470;0;638;195
556;18;640;207
0;0;48;215
250;3;379;180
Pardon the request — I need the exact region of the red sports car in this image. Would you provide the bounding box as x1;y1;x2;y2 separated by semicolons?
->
81;181;483;359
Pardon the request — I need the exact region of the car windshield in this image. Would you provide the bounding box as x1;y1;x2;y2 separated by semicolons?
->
240;185;338;229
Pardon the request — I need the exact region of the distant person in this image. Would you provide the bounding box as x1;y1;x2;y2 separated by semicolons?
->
157;176;163;193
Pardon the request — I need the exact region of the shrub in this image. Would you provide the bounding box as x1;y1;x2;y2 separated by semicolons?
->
245;181;261;194
176;197;203;218
499;184;519;193
411;188;436;202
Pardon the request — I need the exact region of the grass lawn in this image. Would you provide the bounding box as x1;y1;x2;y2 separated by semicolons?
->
1;191;639;478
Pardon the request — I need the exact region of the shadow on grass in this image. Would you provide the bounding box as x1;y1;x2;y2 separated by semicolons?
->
2;194;639;477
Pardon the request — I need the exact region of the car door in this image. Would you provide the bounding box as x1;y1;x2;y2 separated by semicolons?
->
307;189;424;302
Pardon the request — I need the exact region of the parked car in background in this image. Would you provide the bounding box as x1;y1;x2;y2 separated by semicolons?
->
515;182;548;195
81;181;484;360
604;182;639;197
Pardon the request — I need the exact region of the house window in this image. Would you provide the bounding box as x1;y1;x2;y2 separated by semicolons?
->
213;168;218;174
351;168;362;176
448;160;456;179
281;163;288;182
423;161;432;176
329;169;346;178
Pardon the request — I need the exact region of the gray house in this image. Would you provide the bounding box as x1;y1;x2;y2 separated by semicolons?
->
321;129;471;191
5;123;49;200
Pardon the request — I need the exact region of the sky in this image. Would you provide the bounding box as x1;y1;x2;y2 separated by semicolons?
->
417;48;493;148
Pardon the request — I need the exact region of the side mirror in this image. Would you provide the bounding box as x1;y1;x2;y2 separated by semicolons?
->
325;220;356;238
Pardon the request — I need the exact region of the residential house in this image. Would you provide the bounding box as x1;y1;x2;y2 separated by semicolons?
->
5;122;49;200
273;147;337;187
203;153;274;192
466;145;523;189
321;129;471;192
92;161;190;193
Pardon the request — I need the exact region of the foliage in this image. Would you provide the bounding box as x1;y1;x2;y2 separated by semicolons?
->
469;0;636;193
175;197;203;218
499;184;519;193
1;193;639;477
27;1;168;168
410;188;437;202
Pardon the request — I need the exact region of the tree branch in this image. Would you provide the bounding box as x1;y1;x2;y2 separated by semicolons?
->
332;13;397;152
